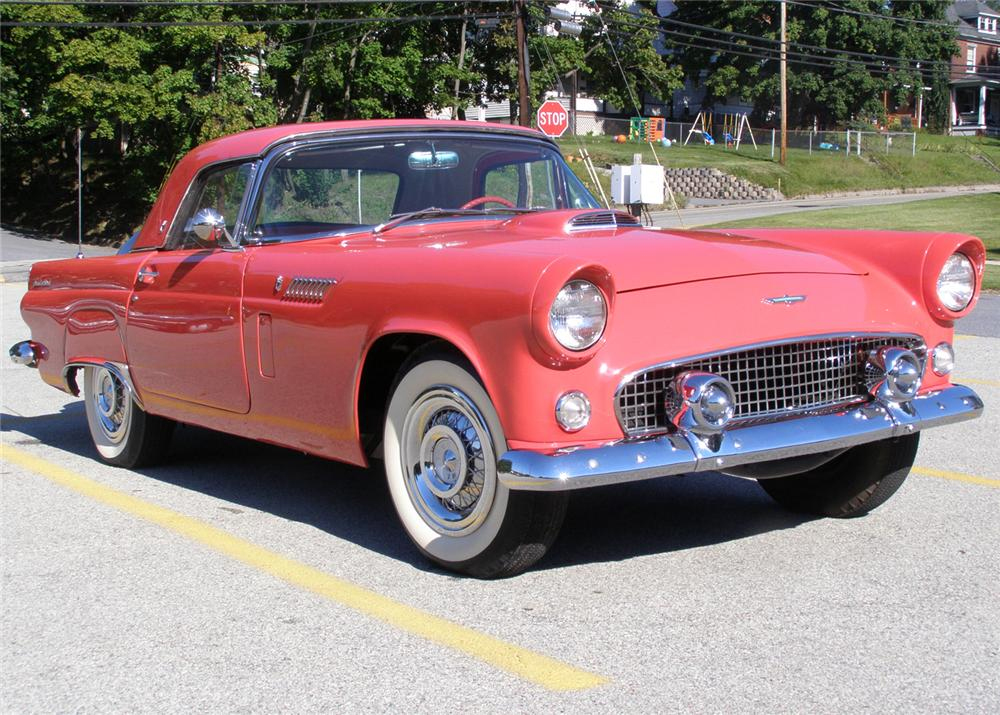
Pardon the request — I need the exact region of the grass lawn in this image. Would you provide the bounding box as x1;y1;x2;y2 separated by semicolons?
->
558;133;1000;199
705;192;1000;291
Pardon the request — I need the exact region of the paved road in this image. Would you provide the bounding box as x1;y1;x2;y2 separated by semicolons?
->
2;240;999;709
1;226;118;283
650;184;1000;229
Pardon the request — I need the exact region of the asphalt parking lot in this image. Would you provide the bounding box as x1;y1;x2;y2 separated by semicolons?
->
2;275;998;711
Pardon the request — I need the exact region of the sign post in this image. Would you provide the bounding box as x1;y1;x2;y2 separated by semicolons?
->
536;100;569;138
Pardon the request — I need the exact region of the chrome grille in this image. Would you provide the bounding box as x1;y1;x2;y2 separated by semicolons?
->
566;210;640;232
282;277;335;303
616;335;925;436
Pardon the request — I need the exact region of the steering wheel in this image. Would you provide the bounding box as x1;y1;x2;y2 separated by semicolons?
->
460;195;516;210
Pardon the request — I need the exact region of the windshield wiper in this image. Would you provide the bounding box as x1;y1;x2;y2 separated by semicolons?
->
373;206;533;235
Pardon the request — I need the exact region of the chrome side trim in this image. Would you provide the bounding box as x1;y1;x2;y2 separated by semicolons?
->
498;385;983;491
281;276;336;303
62;361;144;411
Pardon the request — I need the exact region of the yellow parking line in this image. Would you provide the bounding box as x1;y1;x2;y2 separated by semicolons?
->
913;466;1000;489
954;377;1000;388
1;445;608;692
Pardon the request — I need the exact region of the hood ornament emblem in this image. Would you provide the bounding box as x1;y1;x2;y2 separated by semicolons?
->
762;294;807;305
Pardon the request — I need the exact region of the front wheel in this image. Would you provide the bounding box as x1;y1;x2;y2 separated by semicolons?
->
757;433;919;518
383;354;567;578
83;365;175;468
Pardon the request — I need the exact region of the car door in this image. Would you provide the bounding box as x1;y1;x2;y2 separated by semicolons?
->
125;161;253;414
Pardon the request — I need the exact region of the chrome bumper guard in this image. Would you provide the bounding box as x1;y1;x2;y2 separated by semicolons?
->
498;385;984;491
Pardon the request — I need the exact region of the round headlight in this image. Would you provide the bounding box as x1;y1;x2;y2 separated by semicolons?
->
936;253;975;312
549;280;607;351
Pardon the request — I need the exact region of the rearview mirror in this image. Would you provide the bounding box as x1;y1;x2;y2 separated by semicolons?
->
408;150;459;170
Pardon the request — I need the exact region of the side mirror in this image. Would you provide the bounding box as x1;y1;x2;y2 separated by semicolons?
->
189;207;230;246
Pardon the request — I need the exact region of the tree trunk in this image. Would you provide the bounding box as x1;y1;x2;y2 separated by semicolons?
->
296;87;312;123
343;29;374;119
452;8;468;120
287;10;318;123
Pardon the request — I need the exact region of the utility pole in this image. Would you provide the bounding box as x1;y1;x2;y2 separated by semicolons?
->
515;0;531;127
779;0;787;165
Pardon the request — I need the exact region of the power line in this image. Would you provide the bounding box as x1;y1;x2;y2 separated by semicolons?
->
1;0;509;5
598;21;963;82
0;12;508;28
785;0;960;30
597;12;973;80
588;1;952;69
659;15;952;69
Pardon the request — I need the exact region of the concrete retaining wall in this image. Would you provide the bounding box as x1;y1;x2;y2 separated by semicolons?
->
664;168;781;201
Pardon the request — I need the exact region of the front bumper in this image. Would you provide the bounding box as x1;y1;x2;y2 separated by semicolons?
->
498;385;984;491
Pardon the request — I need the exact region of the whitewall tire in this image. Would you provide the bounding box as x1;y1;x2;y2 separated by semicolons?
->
383;354;566;577
83;365;174;468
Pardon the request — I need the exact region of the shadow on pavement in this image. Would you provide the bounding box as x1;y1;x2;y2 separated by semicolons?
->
3;402;815;574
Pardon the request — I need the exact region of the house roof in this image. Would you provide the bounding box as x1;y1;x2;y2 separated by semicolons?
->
948;1;1000;42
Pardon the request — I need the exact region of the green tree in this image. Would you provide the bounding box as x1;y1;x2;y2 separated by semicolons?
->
581;1;683;114
665;0;956;128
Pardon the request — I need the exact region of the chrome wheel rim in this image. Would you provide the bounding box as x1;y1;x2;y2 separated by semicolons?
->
91;367;131;444
400;386;497;536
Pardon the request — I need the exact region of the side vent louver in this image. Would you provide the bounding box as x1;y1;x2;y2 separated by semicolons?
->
282;277;335;303
566;210;641;232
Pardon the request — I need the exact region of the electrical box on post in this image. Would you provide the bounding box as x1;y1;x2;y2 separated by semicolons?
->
611;157;664;205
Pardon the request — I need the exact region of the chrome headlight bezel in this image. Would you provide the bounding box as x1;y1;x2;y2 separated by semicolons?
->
548;279;608;351
936;252;976;313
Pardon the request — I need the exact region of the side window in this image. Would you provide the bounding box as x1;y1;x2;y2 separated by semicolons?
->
255;165;400;239
169;162;253;249
483;160;559;209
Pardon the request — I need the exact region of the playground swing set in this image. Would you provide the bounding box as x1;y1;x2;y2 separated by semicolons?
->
683;111;757;150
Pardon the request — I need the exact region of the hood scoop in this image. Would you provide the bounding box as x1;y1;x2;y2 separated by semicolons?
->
566;210;640;232
281;276;336;303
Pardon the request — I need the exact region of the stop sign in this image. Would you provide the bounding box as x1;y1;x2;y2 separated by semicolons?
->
536;100;569;137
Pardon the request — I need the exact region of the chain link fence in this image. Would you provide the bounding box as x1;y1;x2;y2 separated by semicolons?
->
571;117;917;159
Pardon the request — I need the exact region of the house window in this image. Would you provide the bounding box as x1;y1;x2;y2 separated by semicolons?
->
978;16;997;34
966;43;977;72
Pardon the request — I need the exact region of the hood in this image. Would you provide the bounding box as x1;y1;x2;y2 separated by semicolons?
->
495;213;865;293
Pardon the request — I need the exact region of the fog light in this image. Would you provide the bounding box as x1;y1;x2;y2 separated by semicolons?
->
669;371;736;435
555;391;591;432
932;342;955;376
868;347;922;402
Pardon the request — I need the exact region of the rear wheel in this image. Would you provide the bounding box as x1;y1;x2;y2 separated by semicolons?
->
83;366;175;468
383;353;567;578
757;434;919;518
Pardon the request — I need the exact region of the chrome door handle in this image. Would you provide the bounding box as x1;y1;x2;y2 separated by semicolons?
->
137;267;159;284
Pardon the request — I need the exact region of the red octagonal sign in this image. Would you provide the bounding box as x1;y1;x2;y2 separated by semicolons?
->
536;100;569;137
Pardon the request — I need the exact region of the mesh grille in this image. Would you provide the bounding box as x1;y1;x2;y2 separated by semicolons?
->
616;335;924;436
566;210;640;231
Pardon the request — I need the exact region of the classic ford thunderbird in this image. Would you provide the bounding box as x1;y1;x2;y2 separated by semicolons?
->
11;120;985;577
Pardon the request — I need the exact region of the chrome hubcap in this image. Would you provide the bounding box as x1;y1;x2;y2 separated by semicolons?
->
92;368;130;443
401;387;496;536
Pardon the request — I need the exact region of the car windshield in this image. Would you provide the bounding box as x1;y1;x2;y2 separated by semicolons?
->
250;133;599;243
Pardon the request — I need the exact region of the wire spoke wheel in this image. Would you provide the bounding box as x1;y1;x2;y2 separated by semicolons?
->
83;365;174;468
400;387;496;536
90;367;132;445
384;353;568;578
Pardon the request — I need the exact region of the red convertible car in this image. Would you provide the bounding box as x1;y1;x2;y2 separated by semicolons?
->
12;120;985;577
